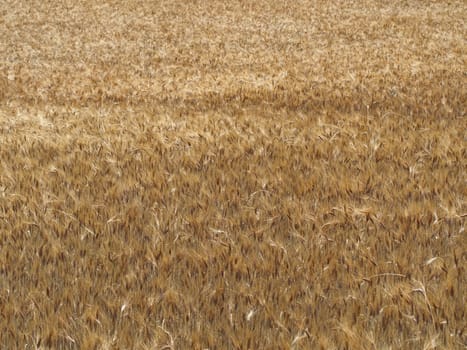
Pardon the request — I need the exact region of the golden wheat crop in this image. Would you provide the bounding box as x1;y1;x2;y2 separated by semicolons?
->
0;0;466;349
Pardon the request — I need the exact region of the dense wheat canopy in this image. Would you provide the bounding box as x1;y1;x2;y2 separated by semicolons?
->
0;0;466;349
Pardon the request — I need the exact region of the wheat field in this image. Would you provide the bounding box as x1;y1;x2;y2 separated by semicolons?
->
0;0;466;349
